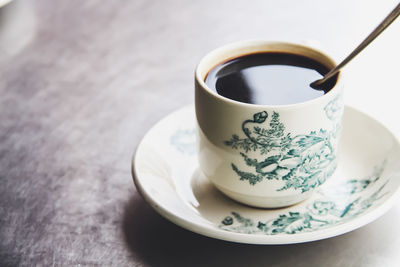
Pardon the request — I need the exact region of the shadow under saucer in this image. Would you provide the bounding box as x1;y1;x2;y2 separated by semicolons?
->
122;189;398;267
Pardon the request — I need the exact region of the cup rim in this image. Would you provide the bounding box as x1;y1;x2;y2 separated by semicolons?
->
195;40;343;109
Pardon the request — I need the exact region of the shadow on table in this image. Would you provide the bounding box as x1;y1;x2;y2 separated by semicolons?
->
121;191;392;267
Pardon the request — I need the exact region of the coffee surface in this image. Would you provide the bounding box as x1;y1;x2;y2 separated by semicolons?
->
205;52;336;105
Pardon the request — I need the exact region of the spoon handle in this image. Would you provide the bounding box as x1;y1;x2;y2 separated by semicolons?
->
311;2;400;88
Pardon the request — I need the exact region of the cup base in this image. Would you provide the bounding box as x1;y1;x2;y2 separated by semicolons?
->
213;183;314;209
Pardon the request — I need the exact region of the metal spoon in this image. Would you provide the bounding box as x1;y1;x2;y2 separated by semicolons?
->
310;2;400;89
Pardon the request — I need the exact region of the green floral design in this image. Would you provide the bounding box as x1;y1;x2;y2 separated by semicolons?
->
224;97;342;192
170;128;196;155
324;94;344;122
219;161;388;235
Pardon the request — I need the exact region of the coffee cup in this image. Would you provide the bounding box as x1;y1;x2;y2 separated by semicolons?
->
195;40;343;208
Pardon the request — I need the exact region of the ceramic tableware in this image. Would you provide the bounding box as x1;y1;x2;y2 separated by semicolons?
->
195;41;343;208
132;105;400;244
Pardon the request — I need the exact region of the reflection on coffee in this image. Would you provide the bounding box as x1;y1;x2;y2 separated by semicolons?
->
205;52;337;105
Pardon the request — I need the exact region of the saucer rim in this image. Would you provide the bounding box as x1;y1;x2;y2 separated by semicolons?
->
132;105;400;244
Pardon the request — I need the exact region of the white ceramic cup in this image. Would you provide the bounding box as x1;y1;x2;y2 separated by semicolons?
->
195;40;344;208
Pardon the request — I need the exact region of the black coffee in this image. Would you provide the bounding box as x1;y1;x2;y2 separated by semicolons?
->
204;52;337;105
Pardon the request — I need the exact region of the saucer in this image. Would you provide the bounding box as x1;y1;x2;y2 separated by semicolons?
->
132;105;400;244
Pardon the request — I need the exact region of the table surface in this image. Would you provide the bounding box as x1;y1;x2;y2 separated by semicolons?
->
1;0;400;266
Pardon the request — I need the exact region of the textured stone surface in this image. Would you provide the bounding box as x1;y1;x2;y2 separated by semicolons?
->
0;0;399;266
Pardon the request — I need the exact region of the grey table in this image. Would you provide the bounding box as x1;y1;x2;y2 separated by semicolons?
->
1;0;400;266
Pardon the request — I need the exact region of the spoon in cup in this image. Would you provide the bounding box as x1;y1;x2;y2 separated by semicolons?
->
310;2;400;89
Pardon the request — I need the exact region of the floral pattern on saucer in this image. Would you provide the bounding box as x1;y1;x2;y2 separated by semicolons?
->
219;160;388;235
170;128;196;155
134;105;400;244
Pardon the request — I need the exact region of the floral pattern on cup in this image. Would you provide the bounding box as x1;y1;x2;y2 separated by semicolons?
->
224;95;343;192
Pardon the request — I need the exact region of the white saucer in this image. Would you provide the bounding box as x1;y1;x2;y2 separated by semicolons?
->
132;105;400;244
